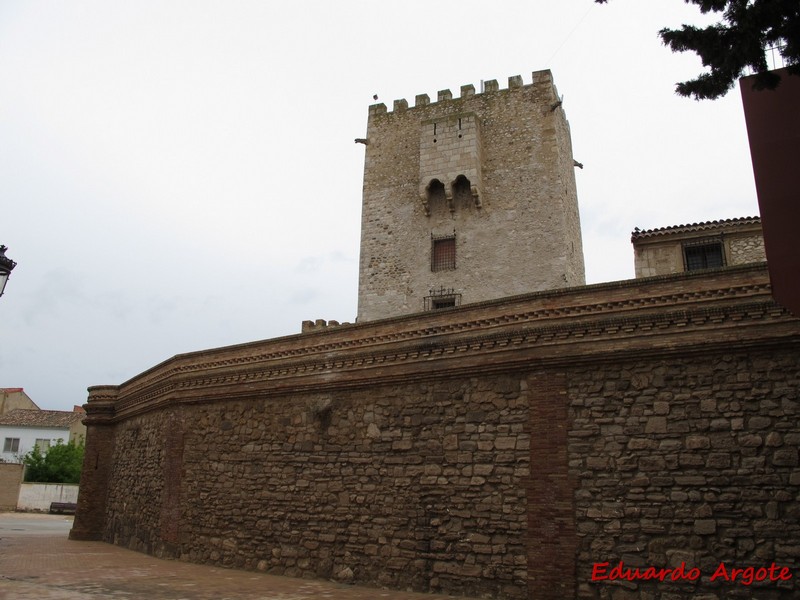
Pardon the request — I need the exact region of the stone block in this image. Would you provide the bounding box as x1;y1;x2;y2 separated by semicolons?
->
645;417;667;434
694;519;717;535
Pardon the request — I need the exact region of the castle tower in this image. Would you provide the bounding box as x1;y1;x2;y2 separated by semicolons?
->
357;70;585;322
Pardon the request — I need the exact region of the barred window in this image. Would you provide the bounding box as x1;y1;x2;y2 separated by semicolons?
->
3;437;20;453
684;242;724;271
424;287;461;311
432;236;456;271
432;297;456;309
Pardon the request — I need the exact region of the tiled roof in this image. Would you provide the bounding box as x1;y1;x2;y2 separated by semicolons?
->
0;409;83;428
631;216;761;241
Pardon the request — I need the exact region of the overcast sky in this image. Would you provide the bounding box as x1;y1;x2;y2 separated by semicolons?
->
1;1;762;411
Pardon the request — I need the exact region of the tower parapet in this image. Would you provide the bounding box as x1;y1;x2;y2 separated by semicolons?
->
357;70;585;322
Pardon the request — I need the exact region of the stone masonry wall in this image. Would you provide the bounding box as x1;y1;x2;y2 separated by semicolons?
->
103;376;531;599
570;348;800;599
104;411;169;553
729;234;766;265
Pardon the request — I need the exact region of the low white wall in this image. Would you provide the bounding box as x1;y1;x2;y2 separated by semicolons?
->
17;483;79;512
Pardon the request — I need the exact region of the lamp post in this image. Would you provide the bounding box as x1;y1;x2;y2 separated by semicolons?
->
0;245;17;298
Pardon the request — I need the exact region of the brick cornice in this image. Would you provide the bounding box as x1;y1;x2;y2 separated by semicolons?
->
105;266;799;420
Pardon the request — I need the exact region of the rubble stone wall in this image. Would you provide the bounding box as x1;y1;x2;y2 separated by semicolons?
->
569;349;800;599
103;377;531;599
729;234;767;265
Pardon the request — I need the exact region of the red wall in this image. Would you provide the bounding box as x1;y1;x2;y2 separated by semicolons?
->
740;68;800;316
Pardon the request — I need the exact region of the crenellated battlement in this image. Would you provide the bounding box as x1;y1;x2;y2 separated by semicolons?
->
368;69;555;116
301;319;352;333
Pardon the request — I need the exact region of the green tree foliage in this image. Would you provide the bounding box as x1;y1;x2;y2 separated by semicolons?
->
595;0;800;99
23;439;85;484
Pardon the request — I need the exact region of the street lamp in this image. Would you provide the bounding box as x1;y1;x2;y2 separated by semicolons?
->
0;245;17;298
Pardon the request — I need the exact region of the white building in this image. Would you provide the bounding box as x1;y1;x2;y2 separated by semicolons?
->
0;409;85;463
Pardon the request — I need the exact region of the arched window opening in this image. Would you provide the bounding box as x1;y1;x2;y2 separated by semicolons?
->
426;179;446;204
453;175;473;206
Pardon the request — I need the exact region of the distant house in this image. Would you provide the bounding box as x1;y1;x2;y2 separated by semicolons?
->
0;408;86;463
0;388;39;415
631;216;766;278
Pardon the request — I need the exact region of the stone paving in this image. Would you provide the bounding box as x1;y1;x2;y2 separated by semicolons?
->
0;513;474;600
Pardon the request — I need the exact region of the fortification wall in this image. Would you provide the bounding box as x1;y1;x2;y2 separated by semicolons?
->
568;349;800;599
72;264;800;599
103;377;529;597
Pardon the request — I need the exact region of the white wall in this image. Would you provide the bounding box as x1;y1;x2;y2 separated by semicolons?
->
0;426;70;463
17;483;79;512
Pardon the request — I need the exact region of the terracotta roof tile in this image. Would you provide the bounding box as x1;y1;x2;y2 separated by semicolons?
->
631;216;761;241
0;409;83;428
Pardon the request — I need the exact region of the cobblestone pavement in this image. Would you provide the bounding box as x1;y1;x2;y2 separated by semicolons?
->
0;513;473;600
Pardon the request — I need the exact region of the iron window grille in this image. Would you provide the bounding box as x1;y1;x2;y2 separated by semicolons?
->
424;287;462;311
431;233;456;272
683;238;725;271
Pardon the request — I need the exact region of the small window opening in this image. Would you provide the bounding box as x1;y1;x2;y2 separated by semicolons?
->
684;242;725;271
453;175;472;205
426;179;446;205
431;235;456;272
432;297;456;310
424;287;462;311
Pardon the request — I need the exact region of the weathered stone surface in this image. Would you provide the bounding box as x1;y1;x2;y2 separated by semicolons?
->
357;72;584;321
569;349;800;599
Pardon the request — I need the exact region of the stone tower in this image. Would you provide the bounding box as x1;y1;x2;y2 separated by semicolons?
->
357;70;585;322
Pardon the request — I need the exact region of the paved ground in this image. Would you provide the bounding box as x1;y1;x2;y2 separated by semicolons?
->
0;513;473;600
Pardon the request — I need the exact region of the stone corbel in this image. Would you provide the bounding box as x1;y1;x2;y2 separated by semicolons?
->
445;187;455;213
471;184;482;209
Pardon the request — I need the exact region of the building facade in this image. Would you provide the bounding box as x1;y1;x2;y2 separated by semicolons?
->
0;387;39;415
357;71;584;321
0;409;86;463
631;216;766;278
